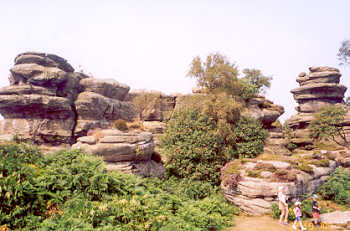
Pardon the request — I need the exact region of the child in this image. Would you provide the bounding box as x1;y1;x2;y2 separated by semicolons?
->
292;201;306;230
312;194;321;226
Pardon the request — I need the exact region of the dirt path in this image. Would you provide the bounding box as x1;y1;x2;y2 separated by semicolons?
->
225;216;336;231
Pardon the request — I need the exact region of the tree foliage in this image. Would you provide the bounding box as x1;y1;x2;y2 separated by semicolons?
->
338;40;350;65
161;53;269;185
317;167;350;205
162;106;267;185
242;68;272;94
309;105;348;146
187;53;241;96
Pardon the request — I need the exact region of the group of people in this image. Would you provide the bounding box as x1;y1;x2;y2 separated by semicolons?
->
278;186;321;230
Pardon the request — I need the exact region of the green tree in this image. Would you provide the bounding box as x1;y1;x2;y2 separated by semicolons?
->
241;68;272;94
162;106;267;185
187;53;241;96
338;40;350;65
309;105;348;147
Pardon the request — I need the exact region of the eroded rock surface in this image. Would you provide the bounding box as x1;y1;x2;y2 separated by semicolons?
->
72;129;164;178
0;52;135;144
320;211;350;230
287;66;349;147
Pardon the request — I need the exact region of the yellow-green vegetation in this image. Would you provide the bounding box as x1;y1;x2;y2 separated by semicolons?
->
296;163;313;174
245;162;277;179
113;119;129;131
126;120;145;131
315;142;343;151
0;143;238;230
272;168;297;182
271;120;282;129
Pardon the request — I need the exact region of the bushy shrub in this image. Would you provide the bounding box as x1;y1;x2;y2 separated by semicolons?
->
271;203;280;219
162;106;267;185
0;143;238;230
162;107;229;185
317;167;350;205
113;119;129;131
0;143;45;229
233;116;268;158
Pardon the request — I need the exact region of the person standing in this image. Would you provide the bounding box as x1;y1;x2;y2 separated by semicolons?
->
292;201;306;230
278;186;289;225
312;194;321;226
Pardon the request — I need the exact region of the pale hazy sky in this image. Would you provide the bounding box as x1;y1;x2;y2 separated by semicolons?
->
0;0;349;121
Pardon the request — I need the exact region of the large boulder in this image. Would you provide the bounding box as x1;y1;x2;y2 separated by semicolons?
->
320;211;350;230
74;92;135;136
80;78;130;101
14;52;74;72
72;129;164;177
245;96;284;128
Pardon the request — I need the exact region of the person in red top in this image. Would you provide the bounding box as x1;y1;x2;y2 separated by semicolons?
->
312;194;321;226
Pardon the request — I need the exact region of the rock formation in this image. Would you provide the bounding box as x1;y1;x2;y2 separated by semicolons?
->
221;66;350;215
288;66;347;146
320;211;350;230
245;96;289;155
0;52;135;144
245;96;284;128
72;129;164;177
221;149;349;215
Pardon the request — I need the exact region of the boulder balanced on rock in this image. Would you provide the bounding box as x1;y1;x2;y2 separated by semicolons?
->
0;52;135;144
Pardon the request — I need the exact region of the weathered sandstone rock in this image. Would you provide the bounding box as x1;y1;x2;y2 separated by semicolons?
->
80;78;130;101
287;66;349;147
0;52;135;144
245;96;284;128
72;129;164;177
320;211;350;230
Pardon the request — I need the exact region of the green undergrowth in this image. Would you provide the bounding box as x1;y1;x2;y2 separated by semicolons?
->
0;143;238;231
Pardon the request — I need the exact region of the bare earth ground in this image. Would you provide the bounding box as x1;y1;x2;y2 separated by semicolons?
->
225;216;336;231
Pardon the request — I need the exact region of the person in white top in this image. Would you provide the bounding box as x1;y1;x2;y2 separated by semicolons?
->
278;186;289;225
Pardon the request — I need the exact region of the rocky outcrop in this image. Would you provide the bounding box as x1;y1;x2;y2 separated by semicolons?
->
244;96;290;155
221;152;342;215
72;129;164;177
320;211;350;230
288;66;348;147
245;96;284;128
0;52;135;144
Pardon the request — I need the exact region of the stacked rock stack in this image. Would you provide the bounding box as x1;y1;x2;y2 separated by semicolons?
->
288;66;347;146
0;52;135;145
0;52;86;144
